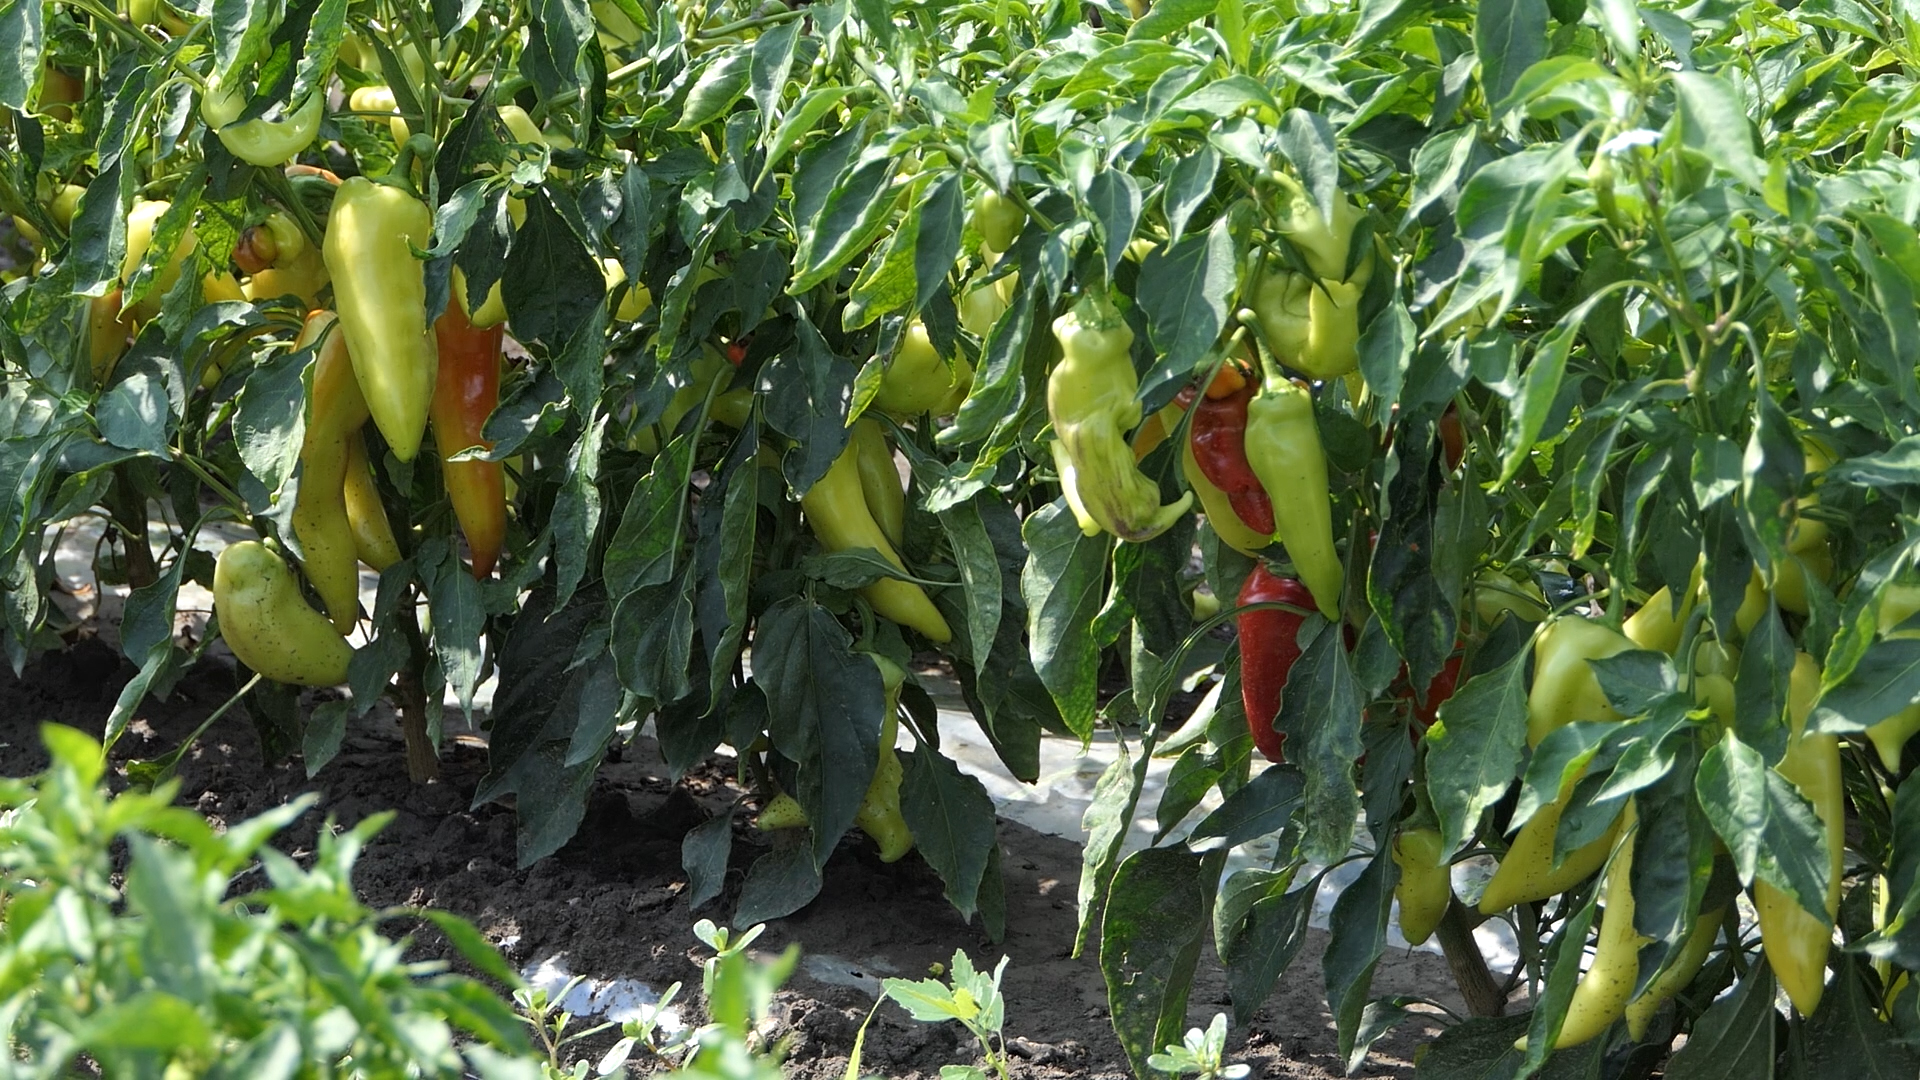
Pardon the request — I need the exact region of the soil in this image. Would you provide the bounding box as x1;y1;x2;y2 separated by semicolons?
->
0;639;1466;1079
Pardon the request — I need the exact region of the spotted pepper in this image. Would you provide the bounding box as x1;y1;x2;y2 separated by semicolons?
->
1754;652;1840;1016
213;540;353;686
289;311;370;632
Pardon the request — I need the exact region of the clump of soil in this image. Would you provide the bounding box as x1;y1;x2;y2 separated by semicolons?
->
0;640;1461;1078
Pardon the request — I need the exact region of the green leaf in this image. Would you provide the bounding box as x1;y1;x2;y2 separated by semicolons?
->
0;0;43;111
1812;637;1920;734
604;433;696;602
900;749;997;921
1663;960;1777;1080
1475;0;1549;117
1695;732;1833;921
1021;498;1112;740
1135;215;1237;406
1425;640;1531;855
550;412;606;610
425;538;486;718
682;811;734;912
937;492;1003;675
754;597;886;867
1672;71;1766;192
762;309;855;495
1276;620;1365;864
1802;953;1920;1075
1324;846;1393;1065
791;151;900;293
502;189;605;348
233;333;311;498
1127;0;1217;39
1188;766;1305;848
1099;847;1218;1079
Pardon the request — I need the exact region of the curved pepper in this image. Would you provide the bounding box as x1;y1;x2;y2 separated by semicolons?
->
1237;565;1315;762
322;177;437;462
854;654;914;861
1624;906;1725;1040
851;418;905;548
1869;584;1920;770
1546;802;1645;1049
431;295;506;578
1392;827;1452;946
801;438;953;643
1242;375;1340;619
1755;652;1840;1016
201;78;323;166
1047;295;1194;542
213;540;353;686
1133;386;1195;464
1189;379;1275;536
1184;436;1270;557
343;434;402;571
872;321;972;417
290;312;370;632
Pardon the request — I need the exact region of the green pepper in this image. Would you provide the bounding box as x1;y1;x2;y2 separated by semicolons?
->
1242;374;1340;619
201;78;323;167
1046;294;1194;542
801;438;953;642
1870;584;1920;770
854;655;914;862
1755;652;1841;1016
871;320;971;417
1392;827;1452;947
1247;186;1374;379
322;177;438;462
289;311;370;632
213;541;353;686
972;190;1026;255
851;418;905;548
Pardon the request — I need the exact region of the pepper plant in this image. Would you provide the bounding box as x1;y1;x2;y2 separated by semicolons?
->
9;0;1920;1076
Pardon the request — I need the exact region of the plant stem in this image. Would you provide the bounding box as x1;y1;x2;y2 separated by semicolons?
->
1435;899;1506;1017
395;666;440;782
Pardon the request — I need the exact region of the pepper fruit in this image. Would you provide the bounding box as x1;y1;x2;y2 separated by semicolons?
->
1869;584;1920;770
1527;617;1635;747
1755;652;1840;1016
802;439;953;643
1189;378;1275;536
431;295;507;579
850;418;905;548
348;86;411;146
958;271;1013;338
1624;562;1704;654
1247;188;1374;380
202;78;323;166
1236;565;1315;762
343;435;402;571
1479;617;1637;913
234;212;307;274
290;311;370;632
1133;386;1195;464
972;190;1025;255
213;540;353;686
122;199;235;323
1048;294;1194;543
1243;375;1340;619
601;257;653;322
323;177;438;462
1392;828;1452;946
1473;568;1549;626
854;655;914;861
1540;802;1645;1049
1410;652;1463;735
87;290;134;386
1623;906;1726;1040
1184;436;1271;557
872;320;972;418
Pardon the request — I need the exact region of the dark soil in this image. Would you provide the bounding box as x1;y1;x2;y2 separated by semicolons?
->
0;639;1464;1078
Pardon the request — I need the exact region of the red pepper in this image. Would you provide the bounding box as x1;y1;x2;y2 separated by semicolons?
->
1190;381;1276;535
1237;565;1316;762
1439;404;1466;472
431;297;507;578
1410;651;1463;734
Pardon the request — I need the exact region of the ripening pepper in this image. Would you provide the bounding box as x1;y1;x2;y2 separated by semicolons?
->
1624;582;1698;655
851;418;905;548
348;86;411;146
234;212;307;275
1189;378;1275;536
1247;188;1373;380
122;199;237;323
1237;565;1316;762
1624;906;1725;1040
872;321;972;418
201;78;323;166
240;213;330;309
323;177;438;462
432;296;506;578
854;654;914;861
1392;828;1452;946
86;289;133;385
802;438;953;642
1242;375;1339;619
958;271;1014;338
1184;436;1271;557
1133;386;1195;464
290;312;371;632
213;541;353;686
1473;568;1549;626
1755;652;1840;1016
343;434;402;571
1048;295;1194;542
1869;584;1920;770
1543;802;1645;1049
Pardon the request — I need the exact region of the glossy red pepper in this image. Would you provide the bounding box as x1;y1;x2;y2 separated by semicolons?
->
1411;651;1463;733
1439;404;1466;472
431;296;506;578
1237;565;1316;762
1190;381;1276;536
